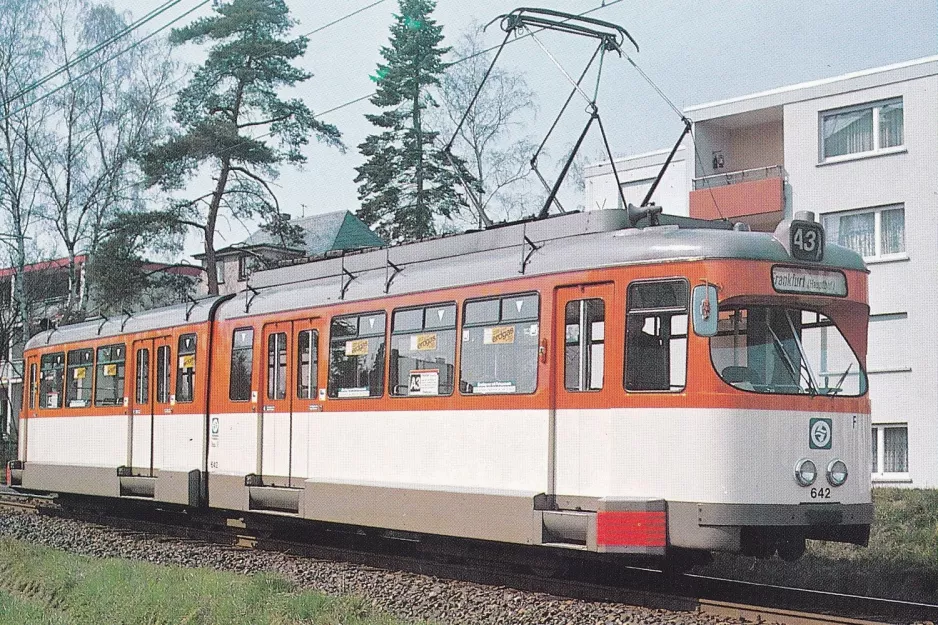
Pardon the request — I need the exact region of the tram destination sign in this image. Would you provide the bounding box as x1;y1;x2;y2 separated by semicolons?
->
772;266;847;297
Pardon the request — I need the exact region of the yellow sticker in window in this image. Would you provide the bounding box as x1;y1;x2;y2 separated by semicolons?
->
345;338;369;357
103;364;117;376
73;367;86;379
484;326;515;345
179;354;195;370
412;333;437;351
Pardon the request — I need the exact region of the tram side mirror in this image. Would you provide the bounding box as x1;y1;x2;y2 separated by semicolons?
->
692;284;718;337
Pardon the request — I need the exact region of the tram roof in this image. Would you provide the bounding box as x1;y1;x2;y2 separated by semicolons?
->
25;210;867;349
218;209;866;322
25;294;230;351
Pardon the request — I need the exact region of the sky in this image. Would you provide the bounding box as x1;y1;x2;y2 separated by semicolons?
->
112;0;938;258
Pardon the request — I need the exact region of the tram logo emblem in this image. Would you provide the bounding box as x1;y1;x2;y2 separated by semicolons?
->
210;417;220;437
809;418;832;450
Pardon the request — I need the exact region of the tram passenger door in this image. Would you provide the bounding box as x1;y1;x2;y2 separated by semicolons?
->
552;283;617;496
260;322;293;486
130;337;171;477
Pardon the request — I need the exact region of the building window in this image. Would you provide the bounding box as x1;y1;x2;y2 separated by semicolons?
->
820;98;903;161
238;255;255;282
215;260;225;285
872;424;908;476
823;205;905;260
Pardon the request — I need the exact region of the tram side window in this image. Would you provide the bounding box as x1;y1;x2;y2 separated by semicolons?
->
390;303;457;396
65;348;94;408
135;348;150;404
565;299;605;391
28;363;36;409
297;330;318;399
176;334;197;403
328;312;386;398
461;293;539;395
625;280;688;392
94;344;126;406
39;353;65;409
229;328;254;401
156;345;171;403
267;332;288;400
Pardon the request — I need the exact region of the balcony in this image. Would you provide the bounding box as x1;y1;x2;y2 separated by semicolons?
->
690;165;785;231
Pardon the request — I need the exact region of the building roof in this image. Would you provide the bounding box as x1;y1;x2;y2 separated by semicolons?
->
0;255;87;279
686;55;938;121
232;210;384;258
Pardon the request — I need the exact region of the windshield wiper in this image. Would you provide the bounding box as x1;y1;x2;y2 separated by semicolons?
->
784;310;821;396
767;325;809;393
828;363;853;396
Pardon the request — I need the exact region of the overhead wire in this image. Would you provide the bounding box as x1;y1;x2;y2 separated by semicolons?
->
623;51;728;220
8;0;213;119
3;0;189;108
314;0;626;120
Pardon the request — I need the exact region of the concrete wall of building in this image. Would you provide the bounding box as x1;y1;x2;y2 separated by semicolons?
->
784;74;938;487
728;121;785;172
584;147;690;216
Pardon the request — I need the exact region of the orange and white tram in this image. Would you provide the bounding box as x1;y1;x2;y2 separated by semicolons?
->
10;208;872;562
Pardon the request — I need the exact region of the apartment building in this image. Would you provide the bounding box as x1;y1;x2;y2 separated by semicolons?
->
585;56;938;487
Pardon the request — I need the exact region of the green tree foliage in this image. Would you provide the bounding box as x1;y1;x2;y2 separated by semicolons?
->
143;0;342;294
27;0;176;321
85;210;195;314
355;0;474;243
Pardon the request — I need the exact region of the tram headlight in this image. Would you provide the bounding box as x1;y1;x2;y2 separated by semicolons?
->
794;459;817;487
827;459;848;487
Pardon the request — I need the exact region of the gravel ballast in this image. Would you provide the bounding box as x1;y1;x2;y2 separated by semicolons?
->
0;510;747;625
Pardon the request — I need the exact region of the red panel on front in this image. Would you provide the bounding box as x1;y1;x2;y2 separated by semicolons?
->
596;511;667;547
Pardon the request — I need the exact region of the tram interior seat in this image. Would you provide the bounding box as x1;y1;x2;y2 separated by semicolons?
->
722;365;757;391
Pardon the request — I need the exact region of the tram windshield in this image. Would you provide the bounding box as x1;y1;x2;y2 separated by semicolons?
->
710;306;867;397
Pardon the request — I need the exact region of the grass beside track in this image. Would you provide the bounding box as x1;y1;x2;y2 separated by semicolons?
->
0;538;426;625
701;488;938;604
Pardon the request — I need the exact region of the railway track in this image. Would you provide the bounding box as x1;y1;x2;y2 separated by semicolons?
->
7;494;926;625
0;490;55;514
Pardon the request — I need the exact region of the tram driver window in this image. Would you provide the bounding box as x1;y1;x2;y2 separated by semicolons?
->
328;312;386;398
624;280;688;392
176;334;197;403
460;293;539;395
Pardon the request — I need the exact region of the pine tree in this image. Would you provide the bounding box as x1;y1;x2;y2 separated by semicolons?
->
143;0;342;294
355;0;472;243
